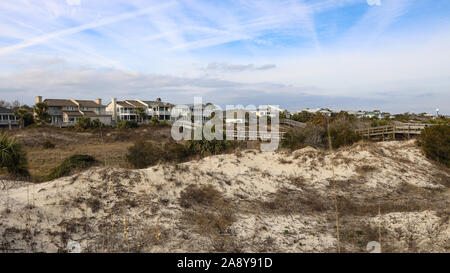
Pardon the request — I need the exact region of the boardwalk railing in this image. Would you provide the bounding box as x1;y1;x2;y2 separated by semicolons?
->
280;119;307;128
356;123;434;139
225;130;286;140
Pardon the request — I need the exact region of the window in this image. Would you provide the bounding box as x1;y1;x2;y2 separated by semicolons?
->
67;106;75;110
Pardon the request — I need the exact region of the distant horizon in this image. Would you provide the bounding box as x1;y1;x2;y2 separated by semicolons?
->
1;0;449;114
6;95;447;116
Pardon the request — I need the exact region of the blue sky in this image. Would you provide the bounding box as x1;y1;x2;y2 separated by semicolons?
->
0;0;449;113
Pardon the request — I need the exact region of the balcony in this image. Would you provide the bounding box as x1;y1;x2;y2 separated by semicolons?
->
48;109;63;115
149;110;171;116
0;120;18;125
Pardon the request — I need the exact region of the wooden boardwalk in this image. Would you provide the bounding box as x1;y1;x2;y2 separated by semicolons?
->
356;123;434;139
280;119;307;128
225;130;286;140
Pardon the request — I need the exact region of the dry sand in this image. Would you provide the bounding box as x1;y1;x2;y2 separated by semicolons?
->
0;140;448;253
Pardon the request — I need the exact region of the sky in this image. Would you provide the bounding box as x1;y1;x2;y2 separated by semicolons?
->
0;0;449;114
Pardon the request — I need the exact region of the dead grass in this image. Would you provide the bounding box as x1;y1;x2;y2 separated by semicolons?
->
335;181;448;217
25;142;133;179
288;175;306;187
260;187;329;215
432;172;450;188
179;184;223;208
339;220;389;253
278;157;293;164
337;197;426;217
355;165;378;175
179;185;237;251
9;126;172;179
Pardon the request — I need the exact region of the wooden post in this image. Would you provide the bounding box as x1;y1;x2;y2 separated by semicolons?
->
393;125;396;140
408;124;410;139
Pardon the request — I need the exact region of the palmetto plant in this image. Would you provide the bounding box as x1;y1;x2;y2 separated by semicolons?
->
0;133;29;176
33;102;50;124
185;137;241;156
134;107;147;123
13;107;29;128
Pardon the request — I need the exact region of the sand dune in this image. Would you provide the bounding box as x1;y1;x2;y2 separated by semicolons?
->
0;140;448;253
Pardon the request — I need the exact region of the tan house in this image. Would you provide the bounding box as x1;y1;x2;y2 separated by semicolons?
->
106;98;173;123
37;96;112;126
0;106;18;129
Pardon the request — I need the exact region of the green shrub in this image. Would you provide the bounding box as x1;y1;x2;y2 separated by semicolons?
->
427;117;450;125
91;118;104;128
185;138;244;156
328;127;361;149
146;117;170;128
150;116;160;125
158;120;170;127
290;111;315;123
42;140;55;149
370;119;388;127
281;121;360;150
126;139;244;169
281;126;326;150
419;125;450;167
163;142;190;162
126;141;163;168
0;133;29;177
14;107;34;127
47;154;96;180
33;102;50;124
74;117;104;130
116;120;139;129
281;130;307;150
75;116;92;130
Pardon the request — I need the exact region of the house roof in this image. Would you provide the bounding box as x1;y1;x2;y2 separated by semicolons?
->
125;100;147;108
74;100;105;108
116;101;136;107
62;111;83;116
142;100;173;107
0;106;13;113
303;108;333;113
44;99;77;107
81;111;111;117
82;111;98;117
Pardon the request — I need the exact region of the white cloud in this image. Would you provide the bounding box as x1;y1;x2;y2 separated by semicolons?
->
66;0;81;7
0;2;177;56
0;0;449;114
204;62;276;72
367;0;382;6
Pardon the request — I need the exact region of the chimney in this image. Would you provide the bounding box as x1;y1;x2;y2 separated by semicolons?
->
36;96;42;104
96;98;102;105
112;98;117;122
